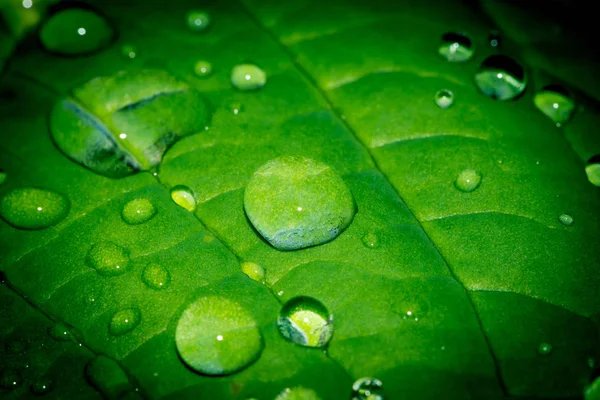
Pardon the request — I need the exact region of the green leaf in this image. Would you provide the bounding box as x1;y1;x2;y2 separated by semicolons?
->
1;1;599;399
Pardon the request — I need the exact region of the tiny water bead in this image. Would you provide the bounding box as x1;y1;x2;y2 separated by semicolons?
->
434;89;454;109
141;264;171;290
194;60;212;77
48;322;74;342
586;155;600;187
85;356;133;399
30;378;53;395
241;261;266;283
231;64;267;91
454;169;482;192
170;185;196;212
0;187;70;230
559;214;574;226
186;10;211;31
537;342;553;356
175;296;263;375
533;85;575;125
109;308;141;336
0;368;23;390
278;296;333;348
475;55;527;101
488;31;501;48
352;377;384;400
86;242;130;277
122;198;157;225
39;8;114;55
228;102;244;115
438;32;474;62
244;156;355;251
121;44;137;59
361;232;380;249
275;387;321;400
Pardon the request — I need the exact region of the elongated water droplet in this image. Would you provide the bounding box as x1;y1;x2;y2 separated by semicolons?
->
48;322;74;342
231;64;267;91
488;31;501;48
176;296;263;375
244;156;355;251
361;232;379;249
475;55;526;101
0;170;6;184
141;264;170;290
86;242;130;277
586;155;600;187
352;377;384;400
39;8;114;55
186;10;210;31
0;368;23;390
170;185;196;211
438;32;474;62
454;169;482;192
278;296;333;348
30;378;53;395
109;308;141;336
122;198;157;225
434;89;454;109
533;85;575;125
558;214;573;226
121;44;137;59
275;387;321;400
194;60;212;77
241;261;266;283
0;187;69;230
537;342;552;356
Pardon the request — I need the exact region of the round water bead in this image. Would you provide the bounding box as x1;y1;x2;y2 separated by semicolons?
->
231;64;267;91
30;378;53;395
488;30;501;48
475;55;526;101
186;10;210;31
434;89;454;109
278;296;333;348
537;342;553;356
361;232;380;249
0;187;69;230
122;198;157;225
586;155;600;187
86;242;130;277
438;32;474;62
194;60;212;77
109;308;141;336
352;377;384;400
454;169;482;192
533;85;575;125
141;264;171;290
121;44;137;59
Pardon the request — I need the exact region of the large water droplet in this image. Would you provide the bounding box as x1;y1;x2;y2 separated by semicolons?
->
141;264;171;290
434;89;454;109
438;32;474;62
454;169;482;192
194;60;212;77
170;185;196;212
0;368;23;390
86;242;130;277
361;232;380;249
275;387;321;400
186;10;210;31
30;378;53;395
121;44;137;59
558;214;574;226
0;170;6;184
537;342;552;356
244;156;355;251
585;155;600;187
0;187;70;230
122;198;157;225
176;296;263;375
475;55;526;101
278;296;333;348
109;308;141;336
241;261;266;283
352;377;384;400
231;64;267;91
39;8;114;55
533;85;575;125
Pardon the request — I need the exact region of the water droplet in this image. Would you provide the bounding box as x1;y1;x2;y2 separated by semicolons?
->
186;10;210;31
585;377;600;400
39;8;114;55
558;214;574;226
241;261;266;283
275;387;321;400
175;296;263;375
533;85;575;125
438;32;474;62
277;296;333;348
194;60;212;77
475;55;527;101
454;169;482;192
361;232;379;249
231;64;267;91
122;198;157;225
0;187;70;230
170;185;196;211
352;377;384;400
121;44;137;59
30;378;53;395
85;356;133;398
586;155;600;187
86;242;130;277
488;30;501;48
537;342;552;356
244;156;355;251
228;102;244;115
109;308;141;336
0;368;23;390
0;170;6;184
48;322;74;342
434;89;454;109
141;264;171;290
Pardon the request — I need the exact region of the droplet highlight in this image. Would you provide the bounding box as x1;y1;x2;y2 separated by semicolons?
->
533;85;575;125
558;214;573;226
352;377;384;400
86;242;130;277
537;342;552;356
121;44;137;59
454;169;482;192
141;264;171;290
231;64;267;91
278;296;333;348
186;10;210;31
0;187;70;230
434;89;454;109
122;198;157;225
30;378;53;395
361;232;379;249
0;368;23;390
241;261;266;283
438;32;474;62
475;55;527;101
275;387;321;400
109;308;141;336
586;155;600;187
170;185;196;212
194;60;212;77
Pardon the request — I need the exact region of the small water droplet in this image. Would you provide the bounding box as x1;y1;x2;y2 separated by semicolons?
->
86;242;130;277
558;214;573;226
227;102;244;115
488;30;501;48
454;169;482;192
0;170;6;184
141;264;171;290
533;85;575;125
30;378;53;395
352;377;384;400
275;386;321;400
48;322;74;342
434;89;454;109
475;55;526;101
122;198;157;225
186;10;210;31
121;44;137;59
231;64;267;91
241;261;266;283
537;342;552;356
175;296;263;375
361;232;380;249
109;308;141;336
277;296;333;348
0;368;23;390
194;60;212;77
0;187;70;230
438;32;474;62
585;155;600;187
170;185;196;212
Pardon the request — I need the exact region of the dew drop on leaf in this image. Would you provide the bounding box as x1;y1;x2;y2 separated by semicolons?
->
454;169;482;192
48;322;73;342
186;10;210;31
533;85;575;125
438;32;474;62
194;60;212;77
558;214;574;226
121;44;137;60
30;377;53;395
488;30;501;48
0;170;6;184
175;296;263;375
352;377;384;400
122;198;157;225
141;264;171;290
434;89;454;109
275;386;321;400
585;155;600;187
231;64;267;91
241;261;266;283
475;55;527;101
109;308;141;336
170;185;196;212
0;187;70;230
228;102;244;115
277;296;333;348
537;342;553;356
244;156;355;251
0;368;23;390
361;232;379;249
39;8;114;55
86;242;130;277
